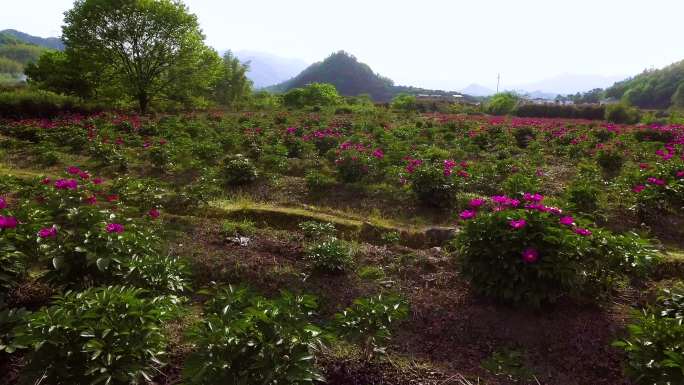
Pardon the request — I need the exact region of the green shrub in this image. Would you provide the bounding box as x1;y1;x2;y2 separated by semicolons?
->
124;254;191;294
335;150;370;183
605;103;640;124
501;173;541;199
222;154;258;185
486;93;518;115
390;93;418;112
512;127;536;148
0;300;28;354
14;286;179;385
333;294;409;362
221;218;257;237
380;231;401;245
410;162;459;207
455;201;652;306
183;286;324;385
299;221;336;240
305;169;336;193
305;238;354;273
614;284;684;385
596;148;625;177
565;180;602;214
0;89;102;119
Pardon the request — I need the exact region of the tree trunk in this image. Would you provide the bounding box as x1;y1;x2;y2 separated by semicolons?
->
138;92;150;114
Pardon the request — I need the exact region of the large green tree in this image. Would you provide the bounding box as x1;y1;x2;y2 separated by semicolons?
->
61;0;216;112
213;51;252;108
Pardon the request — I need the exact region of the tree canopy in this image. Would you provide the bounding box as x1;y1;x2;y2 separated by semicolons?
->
56;0;220;112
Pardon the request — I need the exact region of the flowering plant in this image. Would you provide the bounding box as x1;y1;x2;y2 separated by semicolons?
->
455;193;653;306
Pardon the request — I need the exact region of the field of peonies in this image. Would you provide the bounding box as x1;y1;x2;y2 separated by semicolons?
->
0;110;683;384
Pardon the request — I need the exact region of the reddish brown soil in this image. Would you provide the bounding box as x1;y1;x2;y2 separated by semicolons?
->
170;217;635;385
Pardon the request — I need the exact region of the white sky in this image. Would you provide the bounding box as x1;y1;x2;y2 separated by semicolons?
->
2;0;682;90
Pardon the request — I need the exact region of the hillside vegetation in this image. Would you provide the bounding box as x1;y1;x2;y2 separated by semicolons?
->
605;60;684;109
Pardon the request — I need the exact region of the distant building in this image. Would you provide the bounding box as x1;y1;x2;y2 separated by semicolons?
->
599;97;620;105
415;94;464;101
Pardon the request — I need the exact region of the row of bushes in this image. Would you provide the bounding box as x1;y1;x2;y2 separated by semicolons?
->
514;103;606;120
0;88;104;118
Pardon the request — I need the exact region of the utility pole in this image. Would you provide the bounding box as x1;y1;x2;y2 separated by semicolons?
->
496;73;500;94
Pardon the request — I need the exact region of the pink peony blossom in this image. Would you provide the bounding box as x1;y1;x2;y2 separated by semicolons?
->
84;196;97;205
459;210;476;220
372;148;384;159
574;227;592;236
559;216;574;226
66;166;81;175
647;177;666;186
38;226;57;238
93;178;104;185
41;177;51;185
523;192;544;202
639;163;650;169
106;195;119;202
105;223;124;233
632;185;646;193
676;170;684;178
0;197;6;209
0;216;18;229
521;248;539;263
148;208;160;219
509;219;527;229
54;179;78;190
469;198;485;208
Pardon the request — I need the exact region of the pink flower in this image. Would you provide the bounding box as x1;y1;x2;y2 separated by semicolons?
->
559;216;574;226
84;196;97;205
41;177;51;185
639;163;650;169
457;170;469;178
632;185;646;193
647;177;666;186
676;170;684;178
143;142;151;149
372;148;384;159
469;198;485;208
0;216;18;229
105;223;125;233
509;219;527;229
459;210;476;220
286;127;297;134
0;197;6;209
521;248;539;263
54;179;78;190
523;192;544;202
92;178;104;185
106;195;119;202
78;171;90;180
574;227;592;236
148;208;160;219
38;226;57;238
66;166;81;175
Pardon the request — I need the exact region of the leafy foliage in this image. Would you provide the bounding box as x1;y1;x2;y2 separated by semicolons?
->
614;284;684;385
183;285;324;385
333;294;409;362
223;154;258;185
14;286;179;385
305;238;354;273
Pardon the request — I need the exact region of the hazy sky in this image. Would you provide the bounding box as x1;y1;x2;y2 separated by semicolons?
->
2;0;682;90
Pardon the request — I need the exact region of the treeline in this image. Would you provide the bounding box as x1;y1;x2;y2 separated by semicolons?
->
514;103;605;120
605;60;684;109
14;0;251;113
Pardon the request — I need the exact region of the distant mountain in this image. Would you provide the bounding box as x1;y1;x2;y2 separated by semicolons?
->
269;51;396;101
0;29;64;50
229;50;307;89
268;51;474;103
0;31;53;83
460;84;495;97
515;73;625;96
605;60;684;109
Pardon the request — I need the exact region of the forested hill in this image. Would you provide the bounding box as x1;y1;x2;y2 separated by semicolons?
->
0;31;54;83
605;59;684;109
0;29;64;50
269;51;471;102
